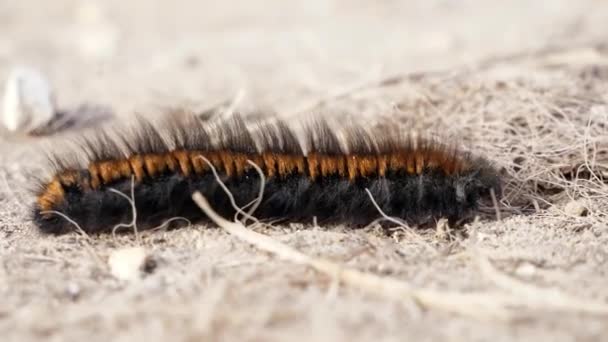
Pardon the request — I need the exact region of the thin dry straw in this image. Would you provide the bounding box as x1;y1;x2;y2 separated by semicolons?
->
190;152;608;321
189;163;513;320
242;160;266;221
109;176;142;245
193;189;608;320
490;188;502;221
192;191;515;321
196;155;260;224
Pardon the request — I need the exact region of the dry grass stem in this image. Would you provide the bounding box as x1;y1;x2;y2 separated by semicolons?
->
192;191;515;321
109;176;141;245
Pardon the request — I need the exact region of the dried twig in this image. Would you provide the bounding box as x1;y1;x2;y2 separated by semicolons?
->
192;191;516;321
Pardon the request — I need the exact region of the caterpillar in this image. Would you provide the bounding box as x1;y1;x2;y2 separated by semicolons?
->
31;111;501;234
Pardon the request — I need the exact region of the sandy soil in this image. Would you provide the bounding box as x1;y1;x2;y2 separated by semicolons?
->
1;1;608;341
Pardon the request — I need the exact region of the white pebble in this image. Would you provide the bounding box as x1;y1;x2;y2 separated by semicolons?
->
1;67;56;133
108;246;151;282
65;282;81;300
564;200;589;217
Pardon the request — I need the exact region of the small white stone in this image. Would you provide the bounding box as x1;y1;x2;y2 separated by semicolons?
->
1;67;56;133
108;246;150;281
564;200;588;217
65;282;81;300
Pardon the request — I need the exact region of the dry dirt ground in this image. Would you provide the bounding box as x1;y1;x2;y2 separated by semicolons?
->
2;1;608;341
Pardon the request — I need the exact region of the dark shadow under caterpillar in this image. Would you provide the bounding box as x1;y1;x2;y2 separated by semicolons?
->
32;112;501;234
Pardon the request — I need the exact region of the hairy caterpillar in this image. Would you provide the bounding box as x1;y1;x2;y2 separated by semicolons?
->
32;111;501;234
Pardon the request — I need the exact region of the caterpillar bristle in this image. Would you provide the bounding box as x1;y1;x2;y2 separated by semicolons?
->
31;111;501;235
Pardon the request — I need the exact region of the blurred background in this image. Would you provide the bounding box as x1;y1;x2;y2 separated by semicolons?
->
1;0;607;115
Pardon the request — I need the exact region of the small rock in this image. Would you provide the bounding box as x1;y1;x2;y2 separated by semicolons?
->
564;200;589;217
1;66;56;133
108;246;155;281
65;282;81;301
